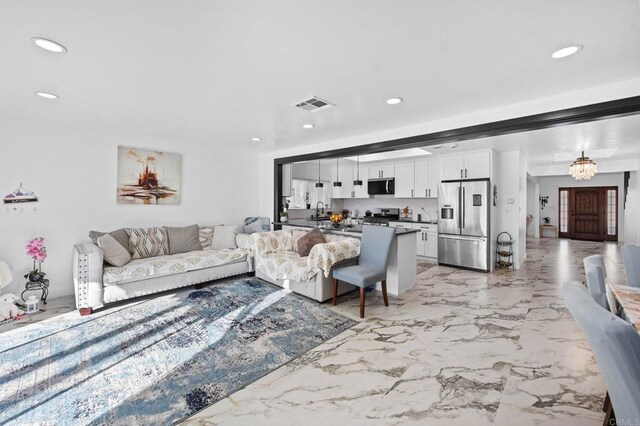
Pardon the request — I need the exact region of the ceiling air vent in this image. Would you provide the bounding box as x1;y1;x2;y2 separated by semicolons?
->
294;96;336;112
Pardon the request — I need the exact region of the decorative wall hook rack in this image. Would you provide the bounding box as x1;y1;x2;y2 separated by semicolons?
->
539;195;549;209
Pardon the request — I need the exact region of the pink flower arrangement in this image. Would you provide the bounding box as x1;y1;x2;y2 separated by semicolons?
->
26;237;47;273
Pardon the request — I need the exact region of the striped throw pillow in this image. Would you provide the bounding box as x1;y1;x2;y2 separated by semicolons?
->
199;226;215;250
126;227;170;259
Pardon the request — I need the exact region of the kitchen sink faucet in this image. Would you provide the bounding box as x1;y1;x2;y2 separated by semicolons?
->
316;201;325;219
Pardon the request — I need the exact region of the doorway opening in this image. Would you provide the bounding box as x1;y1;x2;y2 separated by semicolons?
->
558;187;618;241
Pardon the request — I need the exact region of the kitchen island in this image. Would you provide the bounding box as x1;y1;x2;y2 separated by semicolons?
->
274;220;419;296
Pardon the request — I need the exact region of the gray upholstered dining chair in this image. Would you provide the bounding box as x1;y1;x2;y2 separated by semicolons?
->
583;255;610;312
622;245;640;288
562;281;640;424
332;225;396;318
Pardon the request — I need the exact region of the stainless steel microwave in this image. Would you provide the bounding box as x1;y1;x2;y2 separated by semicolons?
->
368;178;395;195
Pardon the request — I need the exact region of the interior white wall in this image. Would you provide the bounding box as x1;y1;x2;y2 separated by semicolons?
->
526;175;540;238
624;171;640;246
494;151;526;269
0;116;261;299
537;173;626;241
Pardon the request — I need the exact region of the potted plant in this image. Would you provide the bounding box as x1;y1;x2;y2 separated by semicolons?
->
279;211;288;223
543;217;551;225
305;193;311;210
24;237;47;282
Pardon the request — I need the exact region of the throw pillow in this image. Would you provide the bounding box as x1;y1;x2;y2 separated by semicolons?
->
291;229;308;252
199;226;215;249
297;228;326;257
210;226;237;250
97;234;131;267
244;217;270;234
89;229;131;254
164;224;202;254
126;227;170;259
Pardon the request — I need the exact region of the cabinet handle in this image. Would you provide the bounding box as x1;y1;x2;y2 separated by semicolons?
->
465;168;468;178
411;189;414;197
460;169;463;178
425;189;428;197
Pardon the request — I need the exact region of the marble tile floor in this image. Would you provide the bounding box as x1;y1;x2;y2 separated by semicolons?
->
0;238;626;425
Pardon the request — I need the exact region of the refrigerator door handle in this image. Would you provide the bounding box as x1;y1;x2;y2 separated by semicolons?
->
439;234;486;242
457;186;462;231
462;187;466;229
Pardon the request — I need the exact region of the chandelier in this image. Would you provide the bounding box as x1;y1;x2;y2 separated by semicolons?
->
569;151;597;180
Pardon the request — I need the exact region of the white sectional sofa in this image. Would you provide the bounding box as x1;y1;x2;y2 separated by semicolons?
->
246;229;360;302
73;226;253;315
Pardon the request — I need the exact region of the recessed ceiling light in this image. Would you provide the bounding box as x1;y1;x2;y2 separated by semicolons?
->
252;137;262;142
386;97;403;105
450;144;458;149
551;45;583;59
31;37;67;53
35;91;59;99
302;124;314;129
432;146;443;150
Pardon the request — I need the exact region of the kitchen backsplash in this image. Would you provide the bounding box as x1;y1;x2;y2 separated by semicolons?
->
342;197;438;221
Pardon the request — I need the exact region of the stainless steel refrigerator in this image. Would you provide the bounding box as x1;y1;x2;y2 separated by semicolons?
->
438;178;490;271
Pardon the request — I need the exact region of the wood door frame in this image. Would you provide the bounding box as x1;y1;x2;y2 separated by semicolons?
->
558;186;618;242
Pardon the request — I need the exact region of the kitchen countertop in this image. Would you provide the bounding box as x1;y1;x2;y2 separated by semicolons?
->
391;219;438;225
274;220;420;236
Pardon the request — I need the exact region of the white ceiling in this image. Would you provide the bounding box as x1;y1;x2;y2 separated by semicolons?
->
1;1;640;150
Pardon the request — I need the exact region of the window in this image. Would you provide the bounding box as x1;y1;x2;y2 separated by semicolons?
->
607;189;616;236
559;189;569;233
289;179;332;209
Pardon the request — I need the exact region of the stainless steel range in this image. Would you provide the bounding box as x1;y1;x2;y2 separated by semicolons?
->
362;208;400;227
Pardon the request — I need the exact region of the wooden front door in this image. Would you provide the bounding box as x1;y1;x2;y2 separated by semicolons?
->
558;186;618;242
571;188;601;241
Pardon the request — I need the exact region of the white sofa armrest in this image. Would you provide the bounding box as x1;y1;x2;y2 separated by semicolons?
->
307;239;361;278
73;242;105;311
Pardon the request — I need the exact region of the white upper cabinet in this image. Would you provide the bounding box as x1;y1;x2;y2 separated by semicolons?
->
414;161;429;198
395;160;439;198
369;163;395;179
440;150;492;180
427;159;440;198
464;151;491;179
331;161;353;199
394;162;415;198
352;165;369;199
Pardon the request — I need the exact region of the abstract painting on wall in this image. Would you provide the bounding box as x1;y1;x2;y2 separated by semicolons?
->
117;146;182;205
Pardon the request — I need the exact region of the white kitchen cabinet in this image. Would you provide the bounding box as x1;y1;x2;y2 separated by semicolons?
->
427;159;440;198
369;164;395;179
414;160;439;198
388;221;408;229
414;223;438;258
331;163;353;199
394;163;415;198
352;166;369;198
440;151;491;180
464;151;491;179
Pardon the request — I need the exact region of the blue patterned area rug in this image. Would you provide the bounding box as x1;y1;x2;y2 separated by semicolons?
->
0;279;356;425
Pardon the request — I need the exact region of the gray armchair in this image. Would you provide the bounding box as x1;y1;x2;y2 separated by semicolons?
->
583;255;610;311
562;281;640;424
332;226;395;318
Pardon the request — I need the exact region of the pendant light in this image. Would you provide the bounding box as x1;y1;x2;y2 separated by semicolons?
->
315;159;324;188
569;151;597;180
353;155;363;186
333;157;342;187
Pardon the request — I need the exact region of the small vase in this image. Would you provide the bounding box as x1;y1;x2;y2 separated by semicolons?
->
306;204;311;210
28;273;42;282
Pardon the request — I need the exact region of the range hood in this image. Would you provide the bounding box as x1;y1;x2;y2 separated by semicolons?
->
368;177;395;195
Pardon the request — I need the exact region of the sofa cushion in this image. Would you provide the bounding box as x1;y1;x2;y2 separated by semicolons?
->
126;227;170;259
103;248;247;286
291;229;308;252
297;229;325;257
164;224;202;254
199;227;215;249
89;229;131;254
211;226;237;250
97;234;131;267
